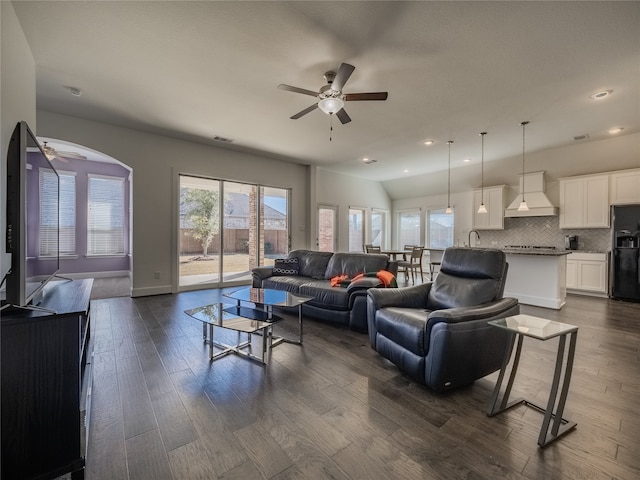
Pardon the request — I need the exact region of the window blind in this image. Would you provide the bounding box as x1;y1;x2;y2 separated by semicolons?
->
39;168;60;257
88;175;125;255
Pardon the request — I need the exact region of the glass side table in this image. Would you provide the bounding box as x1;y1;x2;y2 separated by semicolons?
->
486;314;578;447
223;287;313;346
184;303;278;364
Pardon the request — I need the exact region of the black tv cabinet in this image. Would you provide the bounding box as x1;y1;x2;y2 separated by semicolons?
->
1;278;93;480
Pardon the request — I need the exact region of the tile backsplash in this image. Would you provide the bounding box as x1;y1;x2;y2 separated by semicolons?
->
474;216;611;252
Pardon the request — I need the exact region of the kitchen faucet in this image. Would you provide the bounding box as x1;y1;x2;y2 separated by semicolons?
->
469;230;480;247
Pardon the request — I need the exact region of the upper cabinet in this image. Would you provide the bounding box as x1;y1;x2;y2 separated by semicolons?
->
610;169;640;205
559;174;609;229
472;185;506;230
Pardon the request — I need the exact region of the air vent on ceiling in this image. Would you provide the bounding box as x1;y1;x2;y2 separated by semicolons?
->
213;135;234;143
362;158;377;164
573;134;590;141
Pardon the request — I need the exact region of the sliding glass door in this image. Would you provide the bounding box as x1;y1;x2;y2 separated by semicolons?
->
179;175;288;288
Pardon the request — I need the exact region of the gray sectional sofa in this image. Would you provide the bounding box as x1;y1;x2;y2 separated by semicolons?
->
251;249;398;332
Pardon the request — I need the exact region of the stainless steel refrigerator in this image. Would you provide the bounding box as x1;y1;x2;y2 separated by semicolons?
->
610;204;640;302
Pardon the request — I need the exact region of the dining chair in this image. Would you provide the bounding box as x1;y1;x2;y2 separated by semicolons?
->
397;246;424;284
428;249;444;280
365;245;382;254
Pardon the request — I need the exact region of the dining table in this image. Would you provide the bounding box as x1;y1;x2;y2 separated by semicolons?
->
381;249;411;261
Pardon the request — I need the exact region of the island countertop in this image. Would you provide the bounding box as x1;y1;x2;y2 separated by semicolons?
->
501;248;571;256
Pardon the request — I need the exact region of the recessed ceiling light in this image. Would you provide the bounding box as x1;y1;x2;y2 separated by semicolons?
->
362;157;377;164
424;140;434;145
403;169;409;173
64;85;83;97
463;158;471;163
608;127;623;134
590;89;612;100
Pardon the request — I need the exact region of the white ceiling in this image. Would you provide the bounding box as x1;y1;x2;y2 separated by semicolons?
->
12;1;640;199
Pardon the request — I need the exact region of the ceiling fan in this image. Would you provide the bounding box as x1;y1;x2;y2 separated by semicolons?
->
278;63;388;124
42;142;87;163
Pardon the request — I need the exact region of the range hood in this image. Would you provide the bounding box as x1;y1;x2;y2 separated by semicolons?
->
504;171;558;217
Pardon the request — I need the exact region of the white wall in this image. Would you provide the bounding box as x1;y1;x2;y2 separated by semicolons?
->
314;167;392;252
37;110;310;296
1;1;37;280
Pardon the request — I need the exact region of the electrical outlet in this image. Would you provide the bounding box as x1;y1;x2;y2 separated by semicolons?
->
154;272;160;279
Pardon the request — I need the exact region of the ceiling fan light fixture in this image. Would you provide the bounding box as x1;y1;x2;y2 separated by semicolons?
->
318;97;344;115
42;141;56;161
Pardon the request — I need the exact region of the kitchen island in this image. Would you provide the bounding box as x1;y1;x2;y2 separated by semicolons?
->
501;248;571;309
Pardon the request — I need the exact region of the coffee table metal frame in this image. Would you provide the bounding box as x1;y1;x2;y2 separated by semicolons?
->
486;314;579;447
223;287;313;346
184;303;276;364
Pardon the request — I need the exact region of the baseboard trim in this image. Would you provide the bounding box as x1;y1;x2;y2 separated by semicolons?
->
61;270;131;280
132;285;172;297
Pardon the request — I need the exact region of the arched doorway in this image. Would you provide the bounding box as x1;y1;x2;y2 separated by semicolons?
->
37;137;133;298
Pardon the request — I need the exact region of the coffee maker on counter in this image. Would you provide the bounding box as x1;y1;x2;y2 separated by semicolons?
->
565;235;579;250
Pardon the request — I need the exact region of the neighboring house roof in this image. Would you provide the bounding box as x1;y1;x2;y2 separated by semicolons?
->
180;191;286;229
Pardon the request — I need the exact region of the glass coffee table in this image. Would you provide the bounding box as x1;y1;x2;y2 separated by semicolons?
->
223;287;313;346
184;303;278;364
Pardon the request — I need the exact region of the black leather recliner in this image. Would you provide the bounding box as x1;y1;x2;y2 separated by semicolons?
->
367;247;519;391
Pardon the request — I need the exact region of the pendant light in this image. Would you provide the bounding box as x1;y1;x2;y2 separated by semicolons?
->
517;121;530;212
477;132;488;214
445;140;453;214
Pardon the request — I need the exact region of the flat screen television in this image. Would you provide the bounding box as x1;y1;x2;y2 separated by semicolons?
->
2;121;60;309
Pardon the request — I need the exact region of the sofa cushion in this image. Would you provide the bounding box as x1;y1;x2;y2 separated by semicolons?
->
261;275;310;293
273;257;299;276
325;253;390;279
289;250;333;279
298;280;350;310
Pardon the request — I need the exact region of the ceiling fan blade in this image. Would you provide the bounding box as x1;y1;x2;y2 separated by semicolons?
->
343;92;388;101
331;63;355;92
336;108;351;124
278;84;319;97
58;151;87;160
290;103;319;119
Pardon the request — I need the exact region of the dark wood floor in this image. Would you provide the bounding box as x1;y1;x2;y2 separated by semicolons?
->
85;281;640;480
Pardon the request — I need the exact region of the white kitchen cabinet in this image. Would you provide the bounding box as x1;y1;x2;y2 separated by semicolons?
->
559;175;609;228
566;252;608;296
610;169;640;205
472;185;505;230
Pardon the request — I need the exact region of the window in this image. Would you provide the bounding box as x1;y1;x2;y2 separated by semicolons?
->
348;208;365;252
51;171;77;255
427;208;454;248
371;209;386;247
88;174;125;255
398;210;421;247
